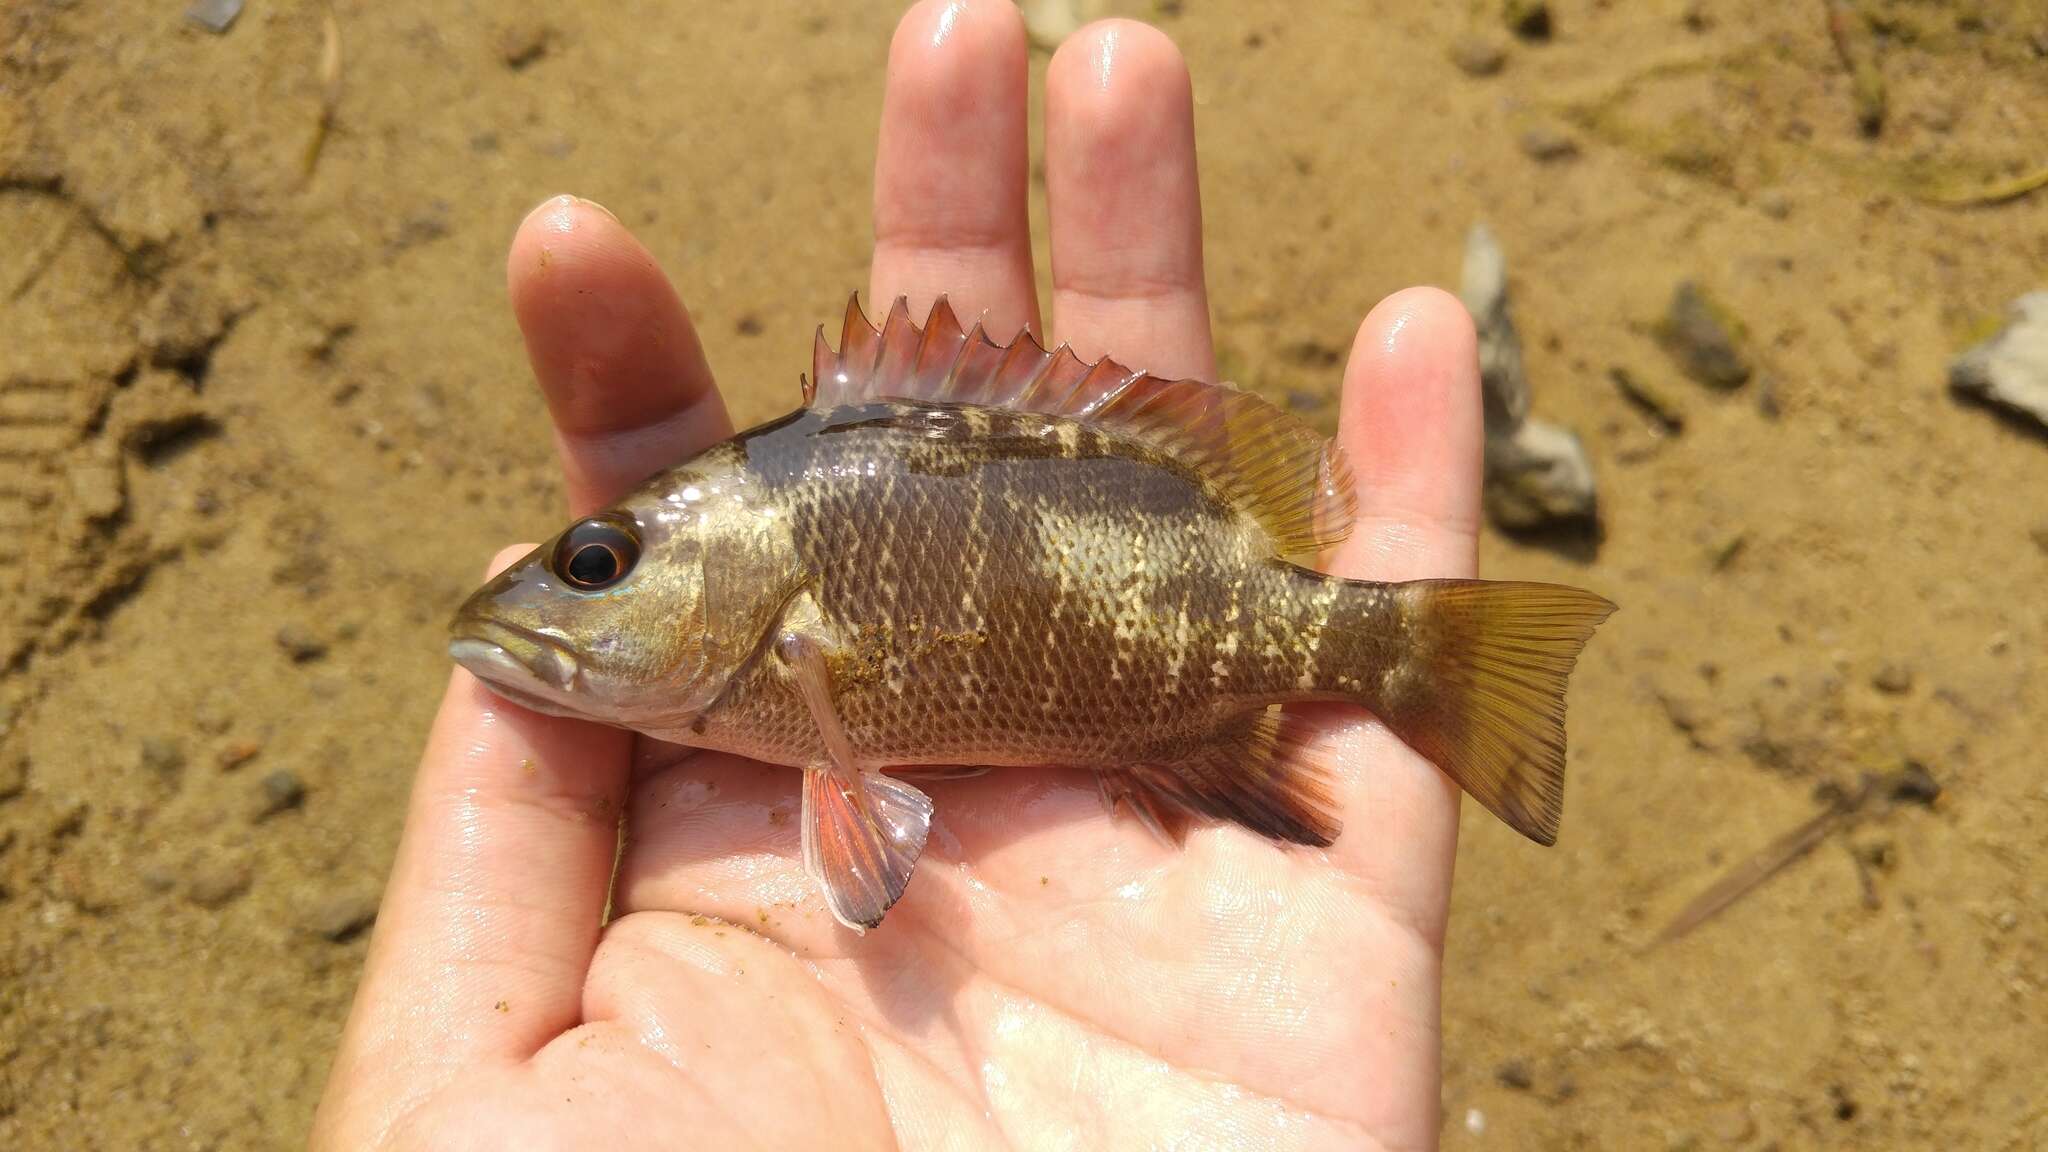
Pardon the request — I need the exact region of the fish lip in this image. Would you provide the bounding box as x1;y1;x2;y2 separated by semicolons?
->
448;618;581;694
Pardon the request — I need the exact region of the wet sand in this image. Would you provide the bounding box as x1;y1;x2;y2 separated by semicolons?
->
2;1;2044;1147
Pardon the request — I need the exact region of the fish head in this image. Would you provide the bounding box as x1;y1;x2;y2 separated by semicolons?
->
449;481;717;729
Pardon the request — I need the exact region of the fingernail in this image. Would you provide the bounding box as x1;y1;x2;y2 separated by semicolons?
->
572;196;620;223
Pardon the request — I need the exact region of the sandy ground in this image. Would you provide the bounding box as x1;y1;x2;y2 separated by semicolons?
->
2;1;2045;1147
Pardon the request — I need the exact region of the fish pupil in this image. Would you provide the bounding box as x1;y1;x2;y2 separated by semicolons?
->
566;545;618;586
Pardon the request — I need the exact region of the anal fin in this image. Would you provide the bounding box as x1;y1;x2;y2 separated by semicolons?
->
1102;707;1341;848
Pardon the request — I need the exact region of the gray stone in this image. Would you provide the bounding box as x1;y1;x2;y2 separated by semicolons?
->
275;625;328;663
1462;223;1599;531
140;738;185;776
1518;124;1580;162
1950;292;2048;433
1461;223;1528;434
1484;419;1599;529
1449;34;1507;77
254;769;306;819
186;858;252;908
1658;281;1752;389
305;892;379;942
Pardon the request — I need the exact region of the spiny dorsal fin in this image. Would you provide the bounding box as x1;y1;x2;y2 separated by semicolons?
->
808;293;1356;561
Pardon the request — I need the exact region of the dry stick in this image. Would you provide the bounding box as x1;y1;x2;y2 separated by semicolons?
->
301;5;343;181
1909;164;2048;209
1653;763;1938;945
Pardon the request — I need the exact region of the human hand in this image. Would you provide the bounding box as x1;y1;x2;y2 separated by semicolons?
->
312;3;1481;1148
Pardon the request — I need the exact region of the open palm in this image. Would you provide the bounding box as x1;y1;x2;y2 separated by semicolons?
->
313;4;1482;1150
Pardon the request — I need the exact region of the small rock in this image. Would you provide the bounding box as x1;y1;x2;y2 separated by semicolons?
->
1755;188;1794;219
254;769;306;819
735;314;763;337
1484;420;1599;530
305;892;379;942
186;858;252;908
1462;223;1529;435
1503;0;1552;40
1871;663;1914;695
67;452;126;523
1657;281;1752;389
1949;291;2048;434
217;741;262;771
497;21;555;69
1495;1059;1534;1090
1449;34;1507;77
1518;124;1580;162
1889;762;1940;807
276;625;328;663
1021;0;1090;52
140;738;185;776
1755;373;1783;419
184;0;244;34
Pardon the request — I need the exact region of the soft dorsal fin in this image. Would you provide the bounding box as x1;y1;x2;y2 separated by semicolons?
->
805;294;1356;561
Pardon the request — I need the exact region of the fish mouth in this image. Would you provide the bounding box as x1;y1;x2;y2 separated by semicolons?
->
448;617;582;703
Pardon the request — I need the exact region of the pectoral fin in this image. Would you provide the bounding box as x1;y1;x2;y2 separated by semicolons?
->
777;627;933;932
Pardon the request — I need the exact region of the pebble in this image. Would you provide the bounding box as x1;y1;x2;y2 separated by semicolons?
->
497;20;555;70
140;737;185;776
305;892;379;942
254;769;306;819
67;453;126;523
139;862;179;893
1755;188;1794;219
1463;223;1529;434
276;625;328;663
1889;762;1941;807
1518;124;1580;162
186;858;252;908
1449;34;1507;77
1658;281;1752;389
216;741;262;771
1871;663;1914;695
1949;292;2048;434
1462;224;1599;531
1495;1059;1534;1090
1503;0;1552;40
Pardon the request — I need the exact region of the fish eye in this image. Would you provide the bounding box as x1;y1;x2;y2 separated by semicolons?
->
553;516;640;591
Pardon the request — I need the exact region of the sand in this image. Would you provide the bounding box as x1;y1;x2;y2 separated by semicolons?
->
2;1;2044;1147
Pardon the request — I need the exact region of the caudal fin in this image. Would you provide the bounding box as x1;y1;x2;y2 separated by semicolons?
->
1374;580;1614;845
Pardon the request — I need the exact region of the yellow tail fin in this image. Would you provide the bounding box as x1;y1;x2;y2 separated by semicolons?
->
1374;580;1615;845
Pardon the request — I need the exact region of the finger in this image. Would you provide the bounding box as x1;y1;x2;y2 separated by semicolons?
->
508;195;731;513
1045;20;1213;381
1323;286;1483;933
871;0;1038;339
314;546;634;1142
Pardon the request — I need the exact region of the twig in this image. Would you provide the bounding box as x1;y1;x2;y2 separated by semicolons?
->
1653;764;1938;944
301;5;343;181
1907;164;2048;209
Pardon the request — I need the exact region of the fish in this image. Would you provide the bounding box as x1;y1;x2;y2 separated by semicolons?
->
450;295;1616;931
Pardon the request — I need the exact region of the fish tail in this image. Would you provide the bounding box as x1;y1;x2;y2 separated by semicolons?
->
1334;579;1614;845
